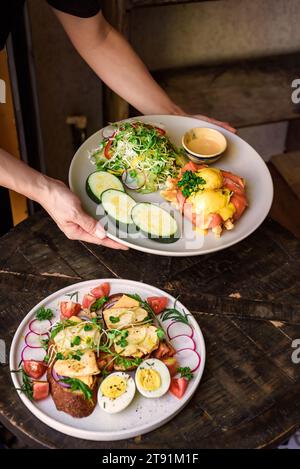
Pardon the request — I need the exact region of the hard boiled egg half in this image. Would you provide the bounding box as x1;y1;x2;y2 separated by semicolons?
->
98;372;136;413
135;358;171;398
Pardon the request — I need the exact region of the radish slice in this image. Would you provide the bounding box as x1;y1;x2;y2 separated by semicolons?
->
25;331;48;348
102;125;116;138
21;346;46;362
167;321;194;340
29;319;52;335
170;335;196;352
175;348;201;372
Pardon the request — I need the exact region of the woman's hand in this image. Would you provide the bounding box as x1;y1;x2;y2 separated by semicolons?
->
192;114;236;134
40;177;128;250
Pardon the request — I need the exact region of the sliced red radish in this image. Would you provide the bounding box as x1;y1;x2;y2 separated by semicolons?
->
102;125;116;139
21;346;47;362
167;321;194;340
169;334;196;352
175;348;201;372
25;331;48;348
29;319;52;335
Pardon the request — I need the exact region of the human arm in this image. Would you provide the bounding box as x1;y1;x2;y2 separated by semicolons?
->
0;148;127;249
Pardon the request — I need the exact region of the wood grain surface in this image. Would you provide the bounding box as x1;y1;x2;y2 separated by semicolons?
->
0;211;300;448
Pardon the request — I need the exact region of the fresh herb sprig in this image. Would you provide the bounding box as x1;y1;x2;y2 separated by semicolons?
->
11;369;33;400
161;299;190;325
65;291;79;302
177;366;193;381
177;170;206;198
36;306;53;321
60;377;93;401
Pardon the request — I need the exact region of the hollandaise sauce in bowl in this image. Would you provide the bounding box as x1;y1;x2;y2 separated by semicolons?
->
182;127;227;164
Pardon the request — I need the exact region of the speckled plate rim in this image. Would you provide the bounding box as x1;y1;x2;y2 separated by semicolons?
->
10;278;206;441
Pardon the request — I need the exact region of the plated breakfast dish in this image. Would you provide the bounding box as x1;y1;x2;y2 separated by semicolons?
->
69;115;273;256
85;120;247;241
10;279;205;440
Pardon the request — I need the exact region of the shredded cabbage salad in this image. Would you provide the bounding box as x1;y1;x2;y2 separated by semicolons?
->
89;121;186;193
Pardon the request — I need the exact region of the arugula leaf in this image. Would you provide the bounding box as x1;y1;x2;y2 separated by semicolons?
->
60;377;93;400
36;306;53;321
90;296;108;312
177;366;193;381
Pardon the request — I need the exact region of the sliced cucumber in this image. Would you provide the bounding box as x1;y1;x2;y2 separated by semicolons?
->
86;171;124;203
101;189;136;227
131;202;178;243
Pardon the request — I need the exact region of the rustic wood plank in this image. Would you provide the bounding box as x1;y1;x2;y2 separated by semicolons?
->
271;151;300;200
151;54;300;128
1;211;300;448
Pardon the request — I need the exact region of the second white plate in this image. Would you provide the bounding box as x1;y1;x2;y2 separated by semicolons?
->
69;115;273;256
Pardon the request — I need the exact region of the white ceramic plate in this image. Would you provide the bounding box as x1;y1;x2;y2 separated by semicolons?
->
69;115;273;256
10;279;205;441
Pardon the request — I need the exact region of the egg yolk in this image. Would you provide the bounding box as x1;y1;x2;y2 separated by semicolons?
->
137;369;161;391
189;188;236;221
101;376;127;399
196;168;223;190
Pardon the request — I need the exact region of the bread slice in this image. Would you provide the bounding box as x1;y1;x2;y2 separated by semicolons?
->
47;367;98;418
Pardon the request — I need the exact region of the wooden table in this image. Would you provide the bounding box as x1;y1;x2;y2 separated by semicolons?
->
1;211;300;449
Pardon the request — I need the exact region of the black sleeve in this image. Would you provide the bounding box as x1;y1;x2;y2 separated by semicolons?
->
46;0;101;18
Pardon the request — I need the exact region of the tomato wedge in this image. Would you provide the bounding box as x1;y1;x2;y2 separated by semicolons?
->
33;381;49;401
60;301;81;319
23;360;47;380
82;294;96;309
155;126;166;136
147;296;168;314
169;377;189;399
104;133;115;160
90;282;110;299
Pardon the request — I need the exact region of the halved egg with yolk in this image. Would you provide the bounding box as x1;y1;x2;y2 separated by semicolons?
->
135;358;171;398
98;372;136;413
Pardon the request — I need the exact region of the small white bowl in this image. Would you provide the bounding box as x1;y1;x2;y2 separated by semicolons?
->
182;127;227;164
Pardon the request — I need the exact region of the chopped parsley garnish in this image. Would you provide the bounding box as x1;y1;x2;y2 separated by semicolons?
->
177;366;193;381
116;330;129;348
109;316;120;324
56;352;64;360
67;350;83;361
84;324;93;331
60;377;93;400
71;335;81;347
36;306;53;321
177;170;206;198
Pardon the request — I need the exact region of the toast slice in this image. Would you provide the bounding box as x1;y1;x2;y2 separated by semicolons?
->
47;367;98;418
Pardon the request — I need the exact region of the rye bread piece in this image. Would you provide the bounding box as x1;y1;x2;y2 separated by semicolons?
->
47;367;98;418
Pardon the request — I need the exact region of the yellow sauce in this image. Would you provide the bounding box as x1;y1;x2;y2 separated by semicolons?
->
188;138;222;156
